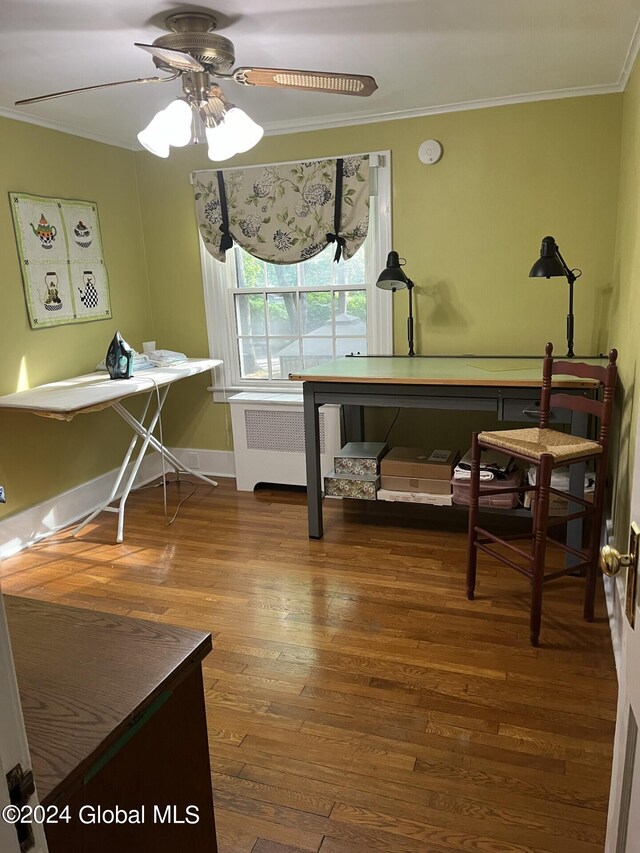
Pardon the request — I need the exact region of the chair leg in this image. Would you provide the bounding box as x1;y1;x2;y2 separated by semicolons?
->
466;433;482;601
584;458;606;622
530;454;552;647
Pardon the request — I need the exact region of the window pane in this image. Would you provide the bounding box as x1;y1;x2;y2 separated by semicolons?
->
235;249;266;289
335;245;366;286
270;338;300;379
235;293;265;335
336;337;367;357
238;338;268;380
266;263;297;288
302;337;335;368
334;290;367;335
301;291;332;335
267;293;298;336
298;245;334;287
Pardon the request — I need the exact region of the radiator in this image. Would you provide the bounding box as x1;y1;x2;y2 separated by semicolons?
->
228;392;341;491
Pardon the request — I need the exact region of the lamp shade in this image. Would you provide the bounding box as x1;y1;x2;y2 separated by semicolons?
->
163;99;194;148
205;123;237;162
223;107;264;154
137;111;172;158
376;251;409;291
137;99;193;157
529;235;565;279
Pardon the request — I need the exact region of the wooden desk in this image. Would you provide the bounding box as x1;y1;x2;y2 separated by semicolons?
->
6;596;217;853
0;359;221;541
290;355;604;539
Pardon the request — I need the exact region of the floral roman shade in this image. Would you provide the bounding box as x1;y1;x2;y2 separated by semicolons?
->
192;155;370;264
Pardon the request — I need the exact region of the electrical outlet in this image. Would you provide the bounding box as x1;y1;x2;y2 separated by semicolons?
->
187;452;200;469
626;522;639;629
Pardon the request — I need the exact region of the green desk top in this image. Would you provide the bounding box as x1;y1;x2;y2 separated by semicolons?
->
289;355;604;388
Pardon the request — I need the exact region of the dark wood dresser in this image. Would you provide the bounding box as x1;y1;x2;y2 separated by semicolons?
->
5;595;217;853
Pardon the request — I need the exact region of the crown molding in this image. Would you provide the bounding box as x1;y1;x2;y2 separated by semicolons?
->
618;15;640;90
0;105;138;150
262;82;624;136
0;81;627;152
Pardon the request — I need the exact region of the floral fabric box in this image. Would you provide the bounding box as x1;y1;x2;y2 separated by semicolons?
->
333;442;388;476
324;470;379;500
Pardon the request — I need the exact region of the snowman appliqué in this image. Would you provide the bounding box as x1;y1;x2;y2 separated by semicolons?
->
79;271;99;308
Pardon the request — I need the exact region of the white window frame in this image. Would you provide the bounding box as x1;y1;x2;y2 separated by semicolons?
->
199;150;392;397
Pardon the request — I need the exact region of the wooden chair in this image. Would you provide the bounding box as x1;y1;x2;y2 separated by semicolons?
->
466;342;618;646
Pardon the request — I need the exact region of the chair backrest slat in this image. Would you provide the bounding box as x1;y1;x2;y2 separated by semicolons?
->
550;393;602;419
552;360;609;383
538;342;618;447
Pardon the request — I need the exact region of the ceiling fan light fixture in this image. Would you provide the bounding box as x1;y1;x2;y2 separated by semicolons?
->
137;110;172;158
222;106;264;154
205;123;237;162
138;98;194;156
163;98;194;147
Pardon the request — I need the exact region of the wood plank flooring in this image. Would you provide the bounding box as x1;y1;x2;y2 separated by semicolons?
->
0;479;617;853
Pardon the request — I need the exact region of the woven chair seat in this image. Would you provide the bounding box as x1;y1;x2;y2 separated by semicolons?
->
478;427;602;463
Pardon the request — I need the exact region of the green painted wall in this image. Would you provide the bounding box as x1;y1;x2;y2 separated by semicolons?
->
0;92;627;521
135;94;623;452
608;60;640;548
0;118;154;517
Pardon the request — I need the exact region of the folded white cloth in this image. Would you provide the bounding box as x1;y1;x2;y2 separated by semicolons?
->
145;350;187;367
453;469;496;481
96;352;155;372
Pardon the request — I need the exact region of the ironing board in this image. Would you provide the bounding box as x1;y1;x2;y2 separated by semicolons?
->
0;359;221;542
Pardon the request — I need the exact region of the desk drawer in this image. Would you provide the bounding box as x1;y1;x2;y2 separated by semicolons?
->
500;398;572;424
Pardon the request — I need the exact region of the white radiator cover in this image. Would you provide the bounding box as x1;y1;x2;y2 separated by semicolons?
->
228;393;341;491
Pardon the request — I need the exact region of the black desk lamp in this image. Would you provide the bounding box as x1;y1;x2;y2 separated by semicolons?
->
529;236;582;357
376;251;415;356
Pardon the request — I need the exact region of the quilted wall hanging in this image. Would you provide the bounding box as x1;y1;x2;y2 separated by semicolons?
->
9;191;112;329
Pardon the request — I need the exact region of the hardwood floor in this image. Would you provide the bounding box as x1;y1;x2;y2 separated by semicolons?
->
0;479;617;853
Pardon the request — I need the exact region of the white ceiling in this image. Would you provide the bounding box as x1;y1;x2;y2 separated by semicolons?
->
1;0;639;150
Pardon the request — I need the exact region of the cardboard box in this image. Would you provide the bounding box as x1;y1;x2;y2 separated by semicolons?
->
334;442;388;476
529;492;594;516
381;447;460;480
380;475;451;495
324;469;379;500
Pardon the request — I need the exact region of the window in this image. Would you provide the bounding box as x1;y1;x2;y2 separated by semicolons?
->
200;152;392;391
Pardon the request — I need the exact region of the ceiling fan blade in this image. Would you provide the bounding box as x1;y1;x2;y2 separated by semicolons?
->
135;43;205;73
15;74;179;106
232;67;377;97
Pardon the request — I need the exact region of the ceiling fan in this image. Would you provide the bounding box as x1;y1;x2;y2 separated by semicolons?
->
15;11;378;160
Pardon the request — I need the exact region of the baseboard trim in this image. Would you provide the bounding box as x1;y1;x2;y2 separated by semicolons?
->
0;448;235;559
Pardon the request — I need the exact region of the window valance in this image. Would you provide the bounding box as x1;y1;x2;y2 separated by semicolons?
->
192;155;370;265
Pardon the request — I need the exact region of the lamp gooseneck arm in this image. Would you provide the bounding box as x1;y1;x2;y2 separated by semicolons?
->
554;247;577;286
407;279;415;357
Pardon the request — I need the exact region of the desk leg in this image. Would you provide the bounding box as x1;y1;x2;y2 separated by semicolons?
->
567;410;588;569
304;383;323;539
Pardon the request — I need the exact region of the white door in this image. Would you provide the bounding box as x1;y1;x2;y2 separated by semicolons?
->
605;403;640;852
0;593;48;852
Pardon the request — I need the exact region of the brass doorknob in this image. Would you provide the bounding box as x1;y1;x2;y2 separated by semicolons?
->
599;545;632;577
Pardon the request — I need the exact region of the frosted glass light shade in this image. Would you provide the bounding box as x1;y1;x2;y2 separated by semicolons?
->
138;99;193;157
223;107;264;153
164;99;193;148
137;111;171;157
205;124;237;162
